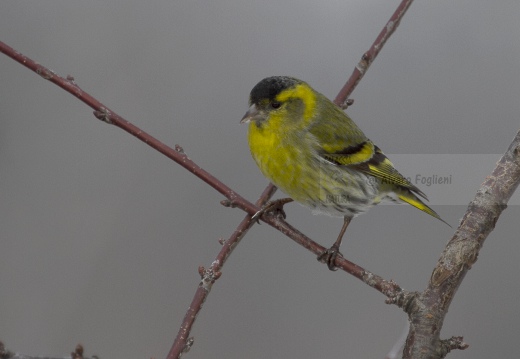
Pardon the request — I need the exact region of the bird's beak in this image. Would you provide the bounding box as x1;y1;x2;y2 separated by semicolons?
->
240;104;261;124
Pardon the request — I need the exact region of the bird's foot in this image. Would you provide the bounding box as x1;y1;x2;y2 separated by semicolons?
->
317;244;343;271
251;198;293;223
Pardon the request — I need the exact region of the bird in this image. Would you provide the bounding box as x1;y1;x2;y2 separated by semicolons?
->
240;76;448;270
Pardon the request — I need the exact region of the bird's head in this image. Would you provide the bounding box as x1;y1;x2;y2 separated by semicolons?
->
240;76;317;129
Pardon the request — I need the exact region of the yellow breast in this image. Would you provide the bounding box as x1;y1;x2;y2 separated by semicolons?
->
247;120;310;202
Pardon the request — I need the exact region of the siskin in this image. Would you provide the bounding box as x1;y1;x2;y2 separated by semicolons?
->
241;76;448;270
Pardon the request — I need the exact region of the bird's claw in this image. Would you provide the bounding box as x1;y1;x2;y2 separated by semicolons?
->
250;198;292;223
317;244;343;271
250;209;265;224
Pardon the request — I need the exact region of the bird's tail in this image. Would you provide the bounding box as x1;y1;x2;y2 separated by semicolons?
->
397;189;451;227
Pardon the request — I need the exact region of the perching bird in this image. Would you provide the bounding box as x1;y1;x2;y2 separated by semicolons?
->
241;76;448;270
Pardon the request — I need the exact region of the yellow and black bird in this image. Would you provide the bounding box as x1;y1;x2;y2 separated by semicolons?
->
241;76;448;269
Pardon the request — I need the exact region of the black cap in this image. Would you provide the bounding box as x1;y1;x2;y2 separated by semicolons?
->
249;76;301;105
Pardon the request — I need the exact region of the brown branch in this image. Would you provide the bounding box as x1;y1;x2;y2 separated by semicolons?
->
0;1;417;358
400;129;520;358
0;39;401;356
169;0;416;356
0;342;94;359
6;1;511;357
333;0;414;107
0;341;13;359
0;0;414;289
0;41;253;213
166;183;276;359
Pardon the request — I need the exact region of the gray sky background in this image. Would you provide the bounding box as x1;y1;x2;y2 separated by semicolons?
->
1;1;519;358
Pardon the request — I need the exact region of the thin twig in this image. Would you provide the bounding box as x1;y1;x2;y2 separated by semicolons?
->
168;0;417;355
0;39;401;357
333;0;414;107
0;41;252;211
0;40;400;293
0;1;417;356
166;183;276;359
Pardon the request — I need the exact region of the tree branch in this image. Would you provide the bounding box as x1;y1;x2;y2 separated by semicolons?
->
166;183;276;358
0;342;93;359
401;129;520;358
0;1;418;358
169;0;416;356
4;1;517;358
0;38;402;356
333;0;413;107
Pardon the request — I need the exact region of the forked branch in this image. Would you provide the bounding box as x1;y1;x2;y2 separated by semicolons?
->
2;0;518;358
0;38;403;358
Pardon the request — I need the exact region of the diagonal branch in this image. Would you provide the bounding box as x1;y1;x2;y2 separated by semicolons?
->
0;41;249;210
169;0;416;356
334;0;413;107
0;35;409;291
0;38;403;356
0;1;418;358
401;129;520;358
167;183;277;358
3;0;517;357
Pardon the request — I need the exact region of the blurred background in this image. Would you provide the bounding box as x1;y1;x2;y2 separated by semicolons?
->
1;1;519;358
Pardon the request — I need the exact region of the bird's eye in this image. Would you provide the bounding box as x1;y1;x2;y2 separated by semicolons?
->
271;102;281;109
